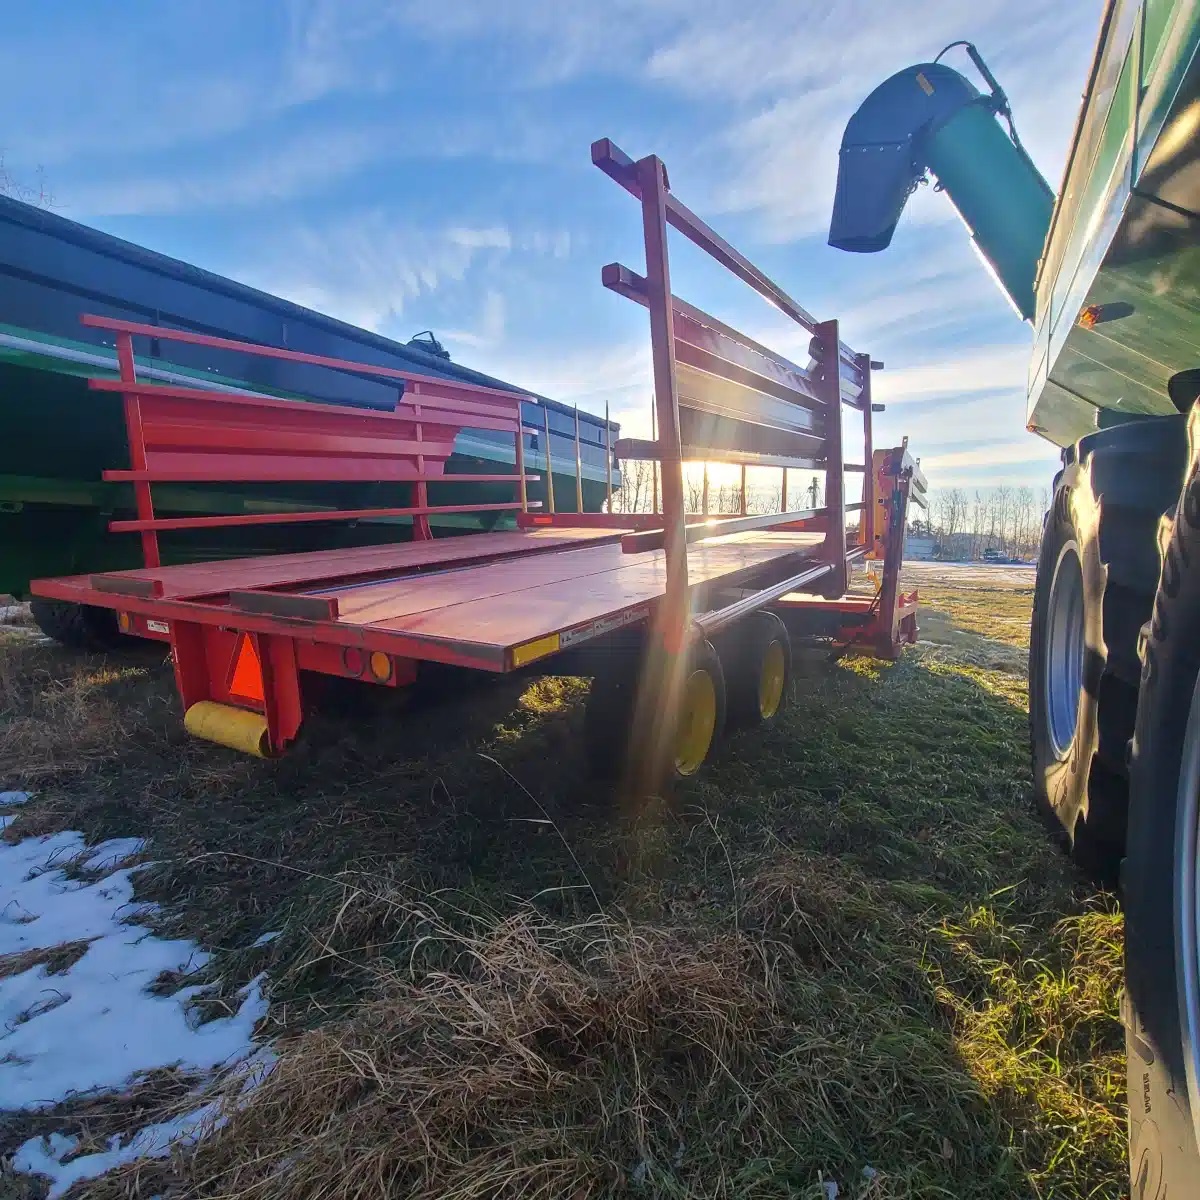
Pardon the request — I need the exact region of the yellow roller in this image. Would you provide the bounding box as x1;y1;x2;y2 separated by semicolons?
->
184;701;271;757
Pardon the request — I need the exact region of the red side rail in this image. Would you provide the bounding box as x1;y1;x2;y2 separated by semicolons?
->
589;138;887;644
80;314;543;567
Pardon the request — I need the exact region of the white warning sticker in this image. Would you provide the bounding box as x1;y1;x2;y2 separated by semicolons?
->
146;619;170;634
559;606;649;649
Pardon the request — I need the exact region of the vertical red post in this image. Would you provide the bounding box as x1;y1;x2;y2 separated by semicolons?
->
636;153;688;650
115;331;160;568
411;384;433;541
875;453;910;657
815;319;846;596
258;634;304;754
515;420;528;513
650;400;659;515
171;621;210;711
604;401;613;513
857;353;875;550
612;152;691;795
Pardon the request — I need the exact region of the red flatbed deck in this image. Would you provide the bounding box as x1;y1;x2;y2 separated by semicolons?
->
36;525;826;671
27;140;927;765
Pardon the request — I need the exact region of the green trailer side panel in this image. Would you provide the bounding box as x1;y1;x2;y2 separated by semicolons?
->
0;337;612;597
1028;0;1200;441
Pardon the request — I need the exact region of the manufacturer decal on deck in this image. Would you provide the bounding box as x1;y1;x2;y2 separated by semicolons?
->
560;606;650;649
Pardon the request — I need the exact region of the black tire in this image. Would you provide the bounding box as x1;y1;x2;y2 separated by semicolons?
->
1124;406;1200;1195
584;640;726;782
670;639;726;779
584;656;638;780
1029;418;1187;883
29;599;124;650
720;611;792;728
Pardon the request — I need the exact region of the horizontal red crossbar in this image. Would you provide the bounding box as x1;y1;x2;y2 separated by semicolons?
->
590;141;865;387
621;506;823;554
87;378;526;435
602;264;827;415
82;314;535;409
104;464;534;483
614;438;822;471
516;511;711;531
142;420;451;461
109;500;539;533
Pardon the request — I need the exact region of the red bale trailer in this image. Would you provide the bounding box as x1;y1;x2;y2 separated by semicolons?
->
30;139;926;785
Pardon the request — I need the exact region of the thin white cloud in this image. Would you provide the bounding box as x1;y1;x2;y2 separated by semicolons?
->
649;0;1098;238
448;227;513;251
441;289;508;351
921;439;1059;471
237;215;514;332
62;126;390;219
872;344;1030;406
379;0;1098;239
234;214;573;342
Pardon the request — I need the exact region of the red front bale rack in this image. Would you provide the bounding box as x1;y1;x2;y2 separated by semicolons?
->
29;138;925;780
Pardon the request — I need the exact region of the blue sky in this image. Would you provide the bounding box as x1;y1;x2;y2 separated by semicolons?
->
1;0;1101;490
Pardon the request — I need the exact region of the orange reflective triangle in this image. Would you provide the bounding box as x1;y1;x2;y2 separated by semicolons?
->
228;635;265;704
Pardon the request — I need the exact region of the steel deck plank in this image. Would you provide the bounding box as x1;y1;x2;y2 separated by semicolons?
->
362;531;824;649
86;526;625;599
33;528;829;669
326;529;821;628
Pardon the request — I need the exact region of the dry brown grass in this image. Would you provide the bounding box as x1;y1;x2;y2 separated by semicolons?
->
0;568;1127;1199
0;940;91;981
93;904;775;1200
0;633;163;782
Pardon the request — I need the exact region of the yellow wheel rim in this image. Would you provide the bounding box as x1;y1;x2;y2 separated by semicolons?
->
675;668;717;776
758;639;786;719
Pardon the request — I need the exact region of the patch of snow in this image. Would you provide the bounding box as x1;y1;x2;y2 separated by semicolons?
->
13;1042;278;1199
14;1103;222;1199
83;837;146;872
0;790;31;806
1;827;269;1194
250;930;280;948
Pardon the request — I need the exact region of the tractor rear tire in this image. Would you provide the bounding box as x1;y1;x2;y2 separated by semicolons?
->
29;599;124;651
1028;417;1186;884
1124;408;1200;1194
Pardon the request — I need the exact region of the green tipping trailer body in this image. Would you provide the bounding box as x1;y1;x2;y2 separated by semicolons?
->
830;0;1200;444
831;3;1200;1189
1027;0;1200;445
0;198;619;599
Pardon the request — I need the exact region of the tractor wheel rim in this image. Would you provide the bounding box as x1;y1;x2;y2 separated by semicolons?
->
1175;671;1200;1154
758;640;786;719
1045;541;1085;759
675;669;716;776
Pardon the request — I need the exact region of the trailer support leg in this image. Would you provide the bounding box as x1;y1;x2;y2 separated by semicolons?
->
172;621;303;756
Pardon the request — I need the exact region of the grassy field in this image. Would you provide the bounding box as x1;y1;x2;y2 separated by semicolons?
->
0;564;1126;1199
